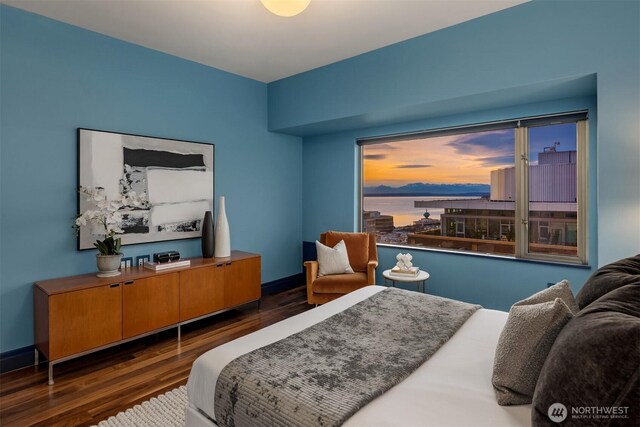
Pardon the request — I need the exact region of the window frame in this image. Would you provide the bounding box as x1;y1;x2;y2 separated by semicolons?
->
358;112;589;265
516;120;588;264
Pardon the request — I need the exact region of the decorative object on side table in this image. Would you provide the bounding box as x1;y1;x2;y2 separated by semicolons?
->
215;196;231;258
201;210;214;258
392;253;420;276
395;252;413;270
75;186;147;277
391;265;420;276
385;252;427;292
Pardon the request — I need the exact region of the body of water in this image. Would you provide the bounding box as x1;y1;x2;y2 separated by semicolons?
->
363;196;481;227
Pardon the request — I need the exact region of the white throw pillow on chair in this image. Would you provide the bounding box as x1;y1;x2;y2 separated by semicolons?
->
316;240;354;276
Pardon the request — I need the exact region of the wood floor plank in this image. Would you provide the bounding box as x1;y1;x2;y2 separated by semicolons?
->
0;286;311;426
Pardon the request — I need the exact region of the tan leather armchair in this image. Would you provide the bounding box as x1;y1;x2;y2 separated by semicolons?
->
304;231;378;305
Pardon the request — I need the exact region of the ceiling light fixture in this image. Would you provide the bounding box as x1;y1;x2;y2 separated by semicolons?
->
260;0;311;17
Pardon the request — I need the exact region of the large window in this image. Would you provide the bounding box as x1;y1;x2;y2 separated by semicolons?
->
360;112;588;264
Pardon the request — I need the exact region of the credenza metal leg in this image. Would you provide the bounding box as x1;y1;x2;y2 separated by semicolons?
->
48;363;54;385
178;324;181;342
34;348;39;366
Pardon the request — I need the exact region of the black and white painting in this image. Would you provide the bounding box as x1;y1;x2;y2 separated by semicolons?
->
78;129;214;250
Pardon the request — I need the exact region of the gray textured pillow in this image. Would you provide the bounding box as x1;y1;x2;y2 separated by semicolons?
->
492;282;577;405
515;280;579;314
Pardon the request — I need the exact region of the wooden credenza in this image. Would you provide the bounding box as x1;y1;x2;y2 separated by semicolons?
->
34;251;260;384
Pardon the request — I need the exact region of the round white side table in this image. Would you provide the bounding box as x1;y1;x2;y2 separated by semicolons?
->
382;269;430;293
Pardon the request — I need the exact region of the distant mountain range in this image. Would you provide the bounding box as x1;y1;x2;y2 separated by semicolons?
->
364;182;490;197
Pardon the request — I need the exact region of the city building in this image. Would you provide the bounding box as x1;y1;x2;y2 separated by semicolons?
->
412;148;578;256
362;211;395;233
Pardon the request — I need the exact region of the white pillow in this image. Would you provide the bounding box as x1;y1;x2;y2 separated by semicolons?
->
316;240;354;276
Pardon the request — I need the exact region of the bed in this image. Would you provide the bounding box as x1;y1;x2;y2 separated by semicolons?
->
186;286;531;426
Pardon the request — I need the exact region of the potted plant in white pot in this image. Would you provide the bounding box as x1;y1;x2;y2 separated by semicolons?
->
75;186;147;277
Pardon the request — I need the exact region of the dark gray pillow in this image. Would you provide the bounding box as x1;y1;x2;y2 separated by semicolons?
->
492;281;578;405
532;284;640;426
575;254;640;309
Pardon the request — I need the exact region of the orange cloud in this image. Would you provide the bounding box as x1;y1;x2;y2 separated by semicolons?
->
363;131;515;186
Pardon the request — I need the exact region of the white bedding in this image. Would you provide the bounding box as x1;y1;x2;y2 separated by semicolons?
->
187;286;531;426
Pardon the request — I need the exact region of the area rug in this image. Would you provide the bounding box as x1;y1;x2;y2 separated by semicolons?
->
94;386;187;427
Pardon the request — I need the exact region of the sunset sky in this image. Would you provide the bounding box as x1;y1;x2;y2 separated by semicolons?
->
363;123;576;187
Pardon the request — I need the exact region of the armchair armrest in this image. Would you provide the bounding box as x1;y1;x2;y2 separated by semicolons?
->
304;261;319;304
367;260;378;285
304;261;318;283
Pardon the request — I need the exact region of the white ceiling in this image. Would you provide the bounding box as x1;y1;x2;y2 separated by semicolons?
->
3;0;528;83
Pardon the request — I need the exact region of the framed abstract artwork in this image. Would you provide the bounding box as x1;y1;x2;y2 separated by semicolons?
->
77;128;214;250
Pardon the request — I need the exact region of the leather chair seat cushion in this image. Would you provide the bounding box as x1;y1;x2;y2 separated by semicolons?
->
325;231;370;272
313;272;368;294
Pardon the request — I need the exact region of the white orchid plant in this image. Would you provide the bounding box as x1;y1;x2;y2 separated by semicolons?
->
75;186;148;255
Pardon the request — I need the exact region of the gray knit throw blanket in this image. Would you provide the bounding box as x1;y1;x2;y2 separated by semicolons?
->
215;287;480;427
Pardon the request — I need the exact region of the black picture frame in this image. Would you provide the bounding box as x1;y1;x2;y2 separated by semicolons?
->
77;128;215;250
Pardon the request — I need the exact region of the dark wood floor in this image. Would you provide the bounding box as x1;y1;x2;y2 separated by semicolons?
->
0;286;311;426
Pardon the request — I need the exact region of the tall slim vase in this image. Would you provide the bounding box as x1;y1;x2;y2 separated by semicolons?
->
201;210;214;258
214;196;231;258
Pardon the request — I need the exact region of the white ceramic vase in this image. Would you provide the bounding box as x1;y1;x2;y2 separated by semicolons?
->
214;196;231;258
96;254;122;278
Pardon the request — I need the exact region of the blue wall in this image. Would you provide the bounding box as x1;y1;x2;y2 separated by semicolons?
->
0;6;302;352
272;0;640;269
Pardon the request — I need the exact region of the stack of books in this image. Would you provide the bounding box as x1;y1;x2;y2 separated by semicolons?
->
390;266;420;276
144;259;191;271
